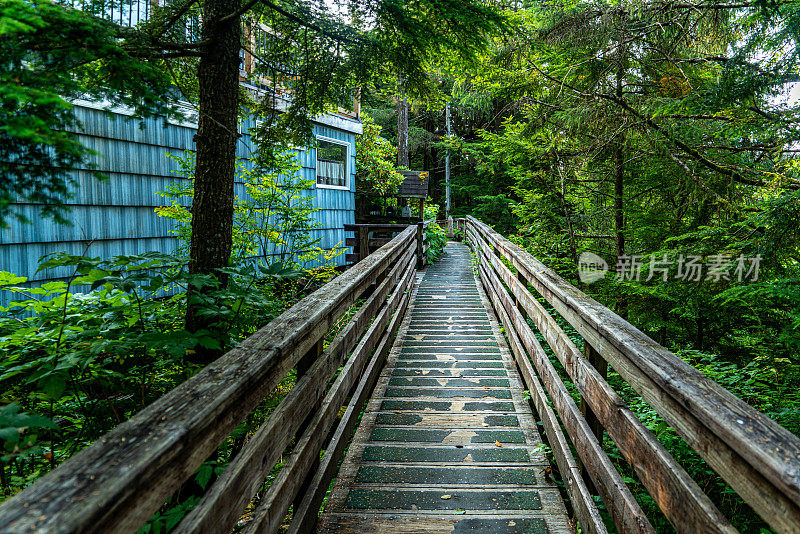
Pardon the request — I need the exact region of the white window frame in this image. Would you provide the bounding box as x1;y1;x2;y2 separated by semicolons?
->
315;135;350;190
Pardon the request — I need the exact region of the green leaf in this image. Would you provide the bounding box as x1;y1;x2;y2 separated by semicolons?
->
0;427;20;443
41;375;66;400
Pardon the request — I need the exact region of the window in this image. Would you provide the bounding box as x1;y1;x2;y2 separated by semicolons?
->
316;138;348;188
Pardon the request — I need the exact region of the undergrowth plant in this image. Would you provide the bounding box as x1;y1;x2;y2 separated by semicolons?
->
0;150;344;514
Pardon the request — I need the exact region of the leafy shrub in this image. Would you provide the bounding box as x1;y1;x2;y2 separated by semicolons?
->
0;249;311;501
425;222;447;263
156;152;343;270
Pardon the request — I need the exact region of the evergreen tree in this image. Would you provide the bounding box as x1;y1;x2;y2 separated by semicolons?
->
4;0;507;362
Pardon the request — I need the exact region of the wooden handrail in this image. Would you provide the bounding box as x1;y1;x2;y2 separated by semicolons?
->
344;221;434;266
0;226;418;534
458;216;800;533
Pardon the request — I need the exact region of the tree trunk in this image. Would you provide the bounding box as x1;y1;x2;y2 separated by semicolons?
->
557;166;580;286
185;0;242;365
614;15;628;319
397;90;409;168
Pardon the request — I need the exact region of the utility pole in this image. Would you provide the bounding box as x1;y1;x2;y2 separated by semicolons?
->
445;102;451;220
397;86;409;168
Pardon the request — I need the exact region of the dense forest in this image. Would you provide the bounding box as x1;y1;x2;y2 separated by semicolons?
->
360;2;800;529
2;0;800;532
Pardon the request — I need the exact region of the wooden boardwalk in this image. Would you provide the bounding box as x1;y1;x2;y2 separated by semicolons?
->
4;221;797;534
319;242;570;534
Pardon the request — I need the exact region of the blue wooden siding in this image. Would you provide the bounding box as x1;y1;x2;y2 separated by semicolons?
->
0;102;357;301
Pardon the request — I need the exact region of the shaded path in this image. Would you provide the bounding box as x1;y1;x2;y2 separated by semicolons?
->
318;242;570;533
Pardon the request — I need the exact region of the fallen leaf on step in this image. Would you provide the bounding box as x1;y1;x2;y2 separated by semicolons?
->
441;494;452;500
495;440;502;447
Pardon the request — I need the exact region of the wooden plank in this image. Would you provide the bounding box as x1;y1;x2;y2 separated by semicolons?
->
467;216;800;533
417;222;425;267
345;224;412;231
476;263;606;534
472;227;736;532
346;237;393;248
174;248;416;534
369;412;519;427
287;276;414;534
579;342;606;496
242;260;416;534
317;514;559;533
357;227;369;264
318;242;571;534
477;256;654;534
478;263;610;534
0;228;416;534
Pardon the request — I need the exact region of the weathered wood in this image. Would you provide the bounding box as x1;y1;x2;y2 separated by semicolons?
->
515;270;526;319
580;343;606;445
296;338;323;380
357;226;370;264
0;227;415;534
291;337;325;518
476;263;607;534
417;222;424;267
318;242;571;534
477;258;653;534
317;514;563;533
288;278;413;534
467;215;800;532
579;343;606;495
345;237;392;248
173;246;416;534
345;223;412;232
242;259;416;534
471;226;735;532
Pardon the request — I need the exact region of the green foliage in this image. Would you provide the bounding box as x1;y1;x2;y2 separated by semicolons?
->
422;199;439;222
0;404;56;463
155;151;343;272
0;0;177;226
421;202;448;262
425;223;447;263
355;114;406;199
0;248;304;501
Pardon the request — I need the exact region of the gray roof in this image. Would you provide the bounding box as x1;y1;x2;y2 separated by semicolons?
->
397;170;429;198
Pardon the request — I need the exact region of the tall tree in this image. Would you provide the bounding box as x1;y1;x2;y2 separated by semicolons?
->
0;0;179;226
4;0;507;363
397;88;410;167
184;0;242;346
175;0;508;362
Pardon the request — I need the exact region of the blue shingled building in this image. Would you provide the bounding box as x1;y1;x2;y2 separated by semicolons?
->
0;98;362;298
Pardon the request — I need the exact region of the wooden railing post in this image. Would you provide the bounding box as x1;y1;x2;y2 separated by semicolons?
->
515;271;526;319
357;226;369;263
579;341;607;495
492;242;503;267
296;338;323;382
416;222;424;267
292;337;324;516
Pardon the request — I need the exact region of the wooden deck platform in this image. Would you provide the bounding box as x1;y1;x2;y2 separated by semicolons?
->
318;242;571;534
